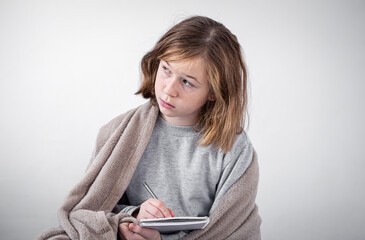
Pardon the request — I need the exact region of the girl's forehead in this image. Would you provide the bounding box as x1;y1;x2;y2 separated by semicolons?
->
162;57;206;72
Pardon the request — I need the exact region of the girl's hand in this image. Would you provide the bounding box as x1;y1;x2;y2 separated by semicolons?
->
136;198;175;222
118;222;161;240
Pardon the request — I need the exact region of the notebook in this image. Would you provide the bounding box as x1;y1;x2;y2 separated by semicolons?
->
139;216;210;233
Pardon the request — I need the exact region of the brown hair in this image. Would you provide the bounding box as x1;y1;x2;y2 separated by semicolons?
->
136;16;248;153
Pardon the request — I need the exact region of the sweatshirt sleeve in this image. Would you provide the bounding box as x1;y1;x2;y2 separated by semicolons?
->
209;132;253;215
117;205;140;215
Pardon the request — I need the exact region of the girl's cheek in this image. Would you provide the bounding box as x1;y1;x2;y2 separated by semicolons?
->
157;70;167;80
162;71;170;79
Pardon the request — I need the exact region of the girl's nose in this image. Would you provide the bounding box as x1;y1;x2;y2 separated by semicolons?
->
164;77;178;97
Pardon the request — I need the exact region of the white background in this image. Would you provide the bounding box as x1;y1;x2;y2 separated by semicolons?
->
1;0;364;239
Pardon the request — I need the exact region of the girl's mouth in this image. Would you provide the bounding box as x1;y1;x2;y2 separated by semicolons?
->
160;99;175;109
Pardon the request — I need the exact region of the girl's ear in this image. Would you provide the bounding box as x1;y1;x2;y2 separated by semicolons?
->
208;92;216;101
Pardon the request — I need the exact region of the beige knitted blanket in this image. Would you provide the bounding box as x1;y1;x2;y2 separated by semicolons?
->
38;102;261;240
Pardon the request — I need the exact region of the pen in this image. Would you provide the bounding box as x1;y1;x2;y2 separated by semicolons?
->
143;181;158;199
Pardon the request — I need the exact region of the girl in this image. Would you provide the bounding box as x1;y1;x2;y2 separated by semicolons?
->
39;16;261;240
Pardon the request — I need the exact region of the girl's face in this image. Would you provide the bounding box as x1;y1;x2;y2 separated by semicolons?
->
154;58;214;126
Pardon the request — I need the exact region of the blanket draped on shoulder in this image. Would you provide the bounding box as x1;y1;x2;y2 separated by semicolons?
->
38;102;261;240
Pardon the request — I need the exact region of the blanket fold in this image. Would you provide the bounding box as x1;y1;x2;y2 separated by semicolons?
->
38;102;261;240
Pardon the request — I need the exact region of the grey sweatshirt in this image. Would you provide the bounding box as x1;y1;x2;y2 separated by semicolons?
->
119;115;253;239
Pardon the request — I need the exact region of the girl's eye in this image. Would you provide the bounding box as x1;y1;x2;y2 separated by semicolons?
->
183;79;193;87
162;66;171;75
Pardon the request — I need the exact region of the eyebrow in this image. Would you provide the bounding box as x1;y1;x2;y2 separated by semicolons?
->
165;61;199;82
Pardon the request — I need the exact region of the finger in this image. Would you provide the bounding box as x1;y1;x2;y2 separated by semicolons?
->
119;223;144;240
140;200;161;219
118;223;129;233
145;207;164;219
118;223;133;239
148;199;173;218
142;200;166;218
129;223;160;239
168;208;175;217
